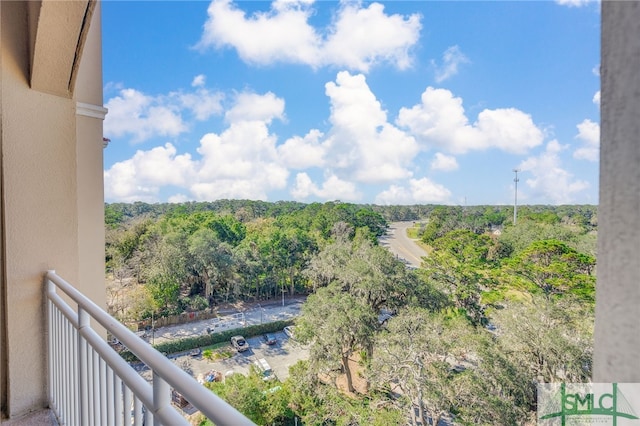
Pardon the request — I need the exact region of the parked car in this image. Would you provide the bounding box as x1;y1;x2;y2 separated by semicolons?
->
254;358;277;381
262;333;277;345
283;326;295;339
230;335;249;352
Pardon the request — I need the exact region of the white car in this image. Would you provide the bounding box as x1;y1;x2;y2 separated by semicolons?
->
254;358;277;381
230;335;249;352
283;326;295;339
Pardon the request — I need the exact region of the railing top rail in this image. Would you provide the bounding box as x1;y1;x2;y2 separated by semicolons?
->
45;270;254;426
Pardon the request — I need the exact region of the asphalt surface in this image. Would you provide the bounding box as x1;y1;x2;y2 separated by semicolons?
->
379;221;428;268
149;299;304;345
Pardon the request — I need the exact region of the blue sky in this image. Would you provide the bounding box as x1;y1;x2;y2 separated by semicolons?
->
102;0;600;206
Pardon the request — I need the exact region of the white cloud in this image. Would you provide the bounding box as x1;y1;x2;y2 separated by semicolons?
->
104;82;224;143
320;2;422;72
555;0;597;7
196;0;421;72
397;87;544;154
430;152;459;172
323;71;419;183
556;0;599;7
519;140;590;204
104;143;195;202
374;178;451;205
225;91;285;124
432;45;469;83
104;89;187;143
573;118;600;162
104;92;289;203
179;88;225;121
593;90;600;106
290;173;361;201
192;74;206;87
278;129;326;169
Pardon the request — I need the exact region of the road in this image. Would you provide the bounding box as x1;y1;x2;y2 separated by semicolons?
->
379;221;428;268
150;299;304;345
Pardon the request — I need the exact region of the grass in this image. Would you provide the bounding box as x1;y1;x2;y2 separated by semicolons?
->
202;341;231;351
406;224;421;239
202;343;235;361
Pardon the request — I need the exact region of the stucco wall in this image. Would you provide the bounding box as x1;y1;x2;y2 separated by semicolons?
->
594;1;640;382
1;1;105;418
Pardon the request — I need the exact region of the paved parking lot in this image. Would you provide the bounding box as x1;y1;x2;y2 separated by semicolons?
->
190;331;309;381
140;330;309;383
134;298;308;390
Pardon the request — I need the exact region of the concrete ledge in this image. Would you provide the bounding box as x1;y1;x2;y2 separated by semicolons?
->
2;409;58;426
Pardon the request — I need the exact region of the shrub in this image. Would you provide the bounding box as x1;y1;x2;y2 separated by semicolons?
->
119;319;295;363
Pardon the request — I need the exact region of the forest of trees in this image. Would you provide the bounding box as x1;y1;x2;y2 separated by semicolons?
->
106;201;597;425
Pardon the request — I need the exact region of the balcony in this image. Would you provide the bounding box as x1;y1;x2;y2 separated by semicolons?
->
43;270;253;426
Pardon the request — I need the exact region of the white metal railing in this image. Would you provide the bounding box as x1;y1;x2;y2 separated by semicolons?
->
45;270;254;426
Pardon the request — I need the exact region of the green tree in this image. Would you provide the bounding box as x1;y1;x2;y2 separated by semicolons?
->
297;285;377;393
491;295;593;384
188;228;237;303
370;308;473;426
505;239;595;301
422;229;493;325
141;230;187;313
452;336;535;425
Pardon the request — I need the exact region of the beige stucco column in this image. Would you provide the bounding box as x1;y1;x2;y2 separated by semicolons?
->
75;1;107;319
1;1;106;418
594;1;640;382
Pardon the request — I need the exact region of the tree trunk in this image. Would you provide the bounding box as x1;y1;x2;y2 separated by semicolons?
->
432;414;442;426
342;354;355;393
416;389;426;426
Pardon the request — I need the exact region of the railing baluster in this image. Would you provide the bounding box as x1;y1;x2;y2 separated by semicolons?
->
146;404;154;426
152;372;170;426
46;280;55;415
107;364;114;425
123;384;132;426
78;308;89;425
133;396;143;426
93;349;100;425
51;304;58;414
45;270;253;426
63;319;70;424
68;322;73;426
115;374;123;426
100;358;107;425
53;307;59;417
72;323;78;426
56;308;62;416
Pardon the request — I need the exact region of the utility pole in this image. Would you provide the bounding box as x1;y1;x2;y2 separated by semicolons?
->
513;169;519;225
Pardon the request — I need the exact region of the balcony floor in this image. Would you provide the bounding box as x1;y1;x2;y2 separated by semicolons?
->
3;409;58;426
